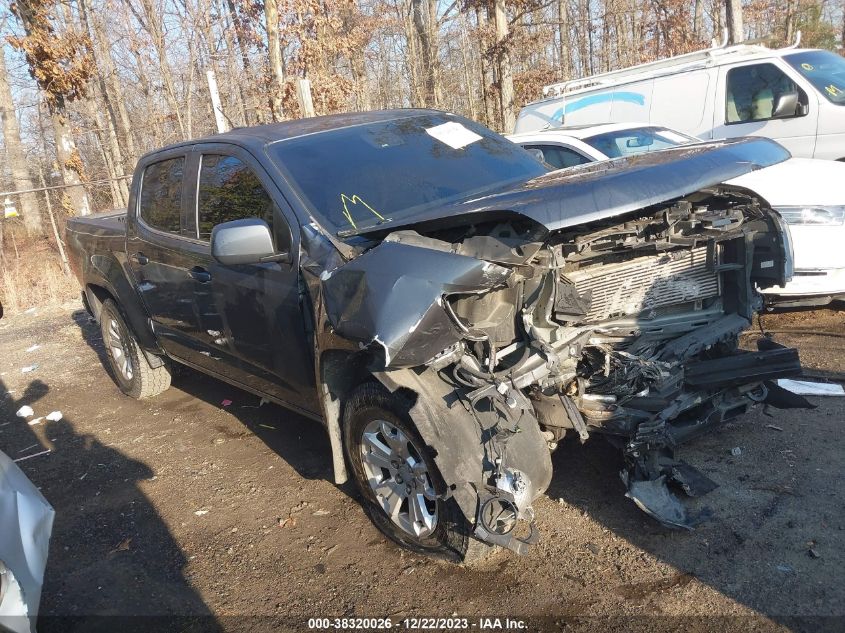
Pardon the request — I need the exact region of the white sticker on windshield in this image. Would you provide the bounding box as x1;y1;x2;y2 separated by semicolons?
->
425;121;483;150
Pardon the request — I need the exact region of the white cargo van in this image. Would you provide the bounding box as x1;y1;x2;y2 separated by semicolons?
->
514;35;845;160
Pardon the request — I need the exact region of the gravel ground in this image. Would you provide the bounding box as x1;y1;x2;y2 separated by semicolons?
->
0;301;843;633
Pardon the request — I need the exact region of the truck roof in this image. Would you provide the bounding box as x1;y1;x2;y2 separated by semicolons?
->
138;109;440;160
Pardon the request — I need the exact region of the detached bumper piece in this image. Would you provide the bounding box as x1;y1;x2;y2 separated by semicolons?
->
683;345;801;389
621;340;804;530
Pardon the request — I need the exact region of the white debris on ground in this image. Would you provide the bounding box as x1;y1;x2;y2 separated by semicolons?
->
45;411;62;422
778;379;845;397
11;449;51;463
20;365;38;374
15;406;33;418
25;344;40;353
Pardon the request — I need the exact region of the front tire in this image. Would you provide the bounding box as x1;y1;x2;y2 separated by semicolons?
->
343;382;473;561
99;299;171;399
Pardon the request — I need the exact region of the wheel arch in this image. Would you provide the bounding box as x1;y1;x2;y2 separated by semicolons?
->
318;348;379;485
83;254;161;353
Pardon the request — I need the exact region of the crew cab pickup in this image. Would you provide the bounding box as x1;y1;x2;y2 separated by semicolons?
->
67;109;807;560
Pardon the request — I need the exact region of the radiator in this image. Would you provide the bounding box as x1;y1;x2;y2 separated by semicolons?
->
563;247;719;321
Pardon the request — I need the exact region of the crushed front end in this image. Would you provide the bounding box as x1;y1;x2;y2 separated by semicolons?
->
321;183;806;554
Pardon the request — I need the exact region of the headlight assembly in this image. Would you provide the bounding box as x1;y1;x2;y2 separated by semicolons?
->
775;206;845;226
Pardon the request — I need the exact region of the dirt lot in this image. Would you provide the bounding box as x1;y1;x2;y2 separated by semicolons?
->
1;302;843;632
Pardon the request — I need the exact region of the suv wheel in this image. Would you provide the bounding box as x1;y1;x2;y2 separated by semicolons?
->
100;299;171;399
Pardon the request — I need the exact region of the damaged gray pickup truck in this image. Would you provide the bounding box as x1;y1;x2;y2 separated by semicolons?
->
67;109;808;561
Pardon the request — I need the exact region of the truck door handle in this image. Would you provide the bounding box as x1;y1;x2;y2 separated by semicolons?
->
189;266;212;283
131;252;149;266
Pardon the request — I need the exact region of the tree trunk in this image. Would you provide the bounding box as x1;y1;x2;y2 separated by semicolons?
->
38;166;70;276
494;0;515;132
557;0;571;78
0;46;42;235
51;104;92;216
476;6;495;129
222;0;256;125
411;0;439;106
726;0;744;44
458;16;476;120
265;0;286;121
81;0;136;170
402;1;424;107
130;0;187;139
693;0;704;40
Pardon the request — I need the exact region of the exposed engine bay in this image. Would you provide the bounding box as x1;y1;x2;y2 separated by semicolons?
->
321;184;806;554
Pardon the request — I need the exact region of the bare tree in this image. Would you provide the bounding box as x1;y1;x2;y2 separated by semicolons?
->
0;42;42;235
264;0;286;120
10;0;92;216
726;0;744;44
494;0;515;131
411;0;440;106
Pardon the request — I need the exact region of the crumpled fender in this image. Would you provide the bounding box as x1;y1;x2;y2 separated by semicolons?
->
321;239;511;369
373;367;553;522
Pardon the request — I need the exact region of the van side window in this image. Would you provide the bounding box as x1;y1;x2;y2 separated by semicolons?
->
139;157;184;234
726;63;801;123
197;155;276;241
523;144;592;169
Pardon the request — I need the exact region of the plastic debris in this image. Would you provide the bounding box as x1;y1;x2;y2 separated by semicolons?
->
777;379;845;397
776;563;794;574
45;411;62;422
808;548;820;559
765;424;784;432
13;449;51;463
312;509;330;516
15;406;33;418
27;417;44;427
730;447;742;456
25;344;40;353
194;509;209;516
20;365;38;374
0;449;55;631
221;399;232;407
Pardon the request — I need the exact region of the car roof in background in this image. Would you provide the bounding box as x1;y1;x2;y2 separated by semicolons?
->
509;122;656;141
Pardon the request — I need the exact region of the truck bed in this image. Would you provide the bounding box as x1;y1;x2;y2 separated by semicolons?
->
66;210;128;285
66;209;126;237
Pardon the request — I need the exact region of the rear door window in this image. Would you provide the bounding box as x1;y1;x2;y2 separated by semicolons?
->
196;154;276;241
139;157;184;234
522;144;592;169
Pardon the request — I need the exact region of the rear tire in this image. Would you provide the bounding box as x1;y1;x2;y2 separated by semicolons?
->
99;299;171;399
343;382;475;561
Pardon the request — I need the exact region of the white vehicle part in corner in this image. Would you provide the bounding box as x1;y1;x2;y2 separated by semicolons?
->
0;450;55;633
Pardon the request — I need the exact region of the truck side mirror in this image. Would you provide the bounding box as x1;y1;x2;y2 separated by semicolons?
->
211;218;291;265
772;91;800;118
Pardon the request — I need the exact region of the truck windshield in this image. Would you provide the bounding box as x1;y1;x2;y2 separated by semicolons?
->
784;50;845;105
582;127;696;158
266;113;547;235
